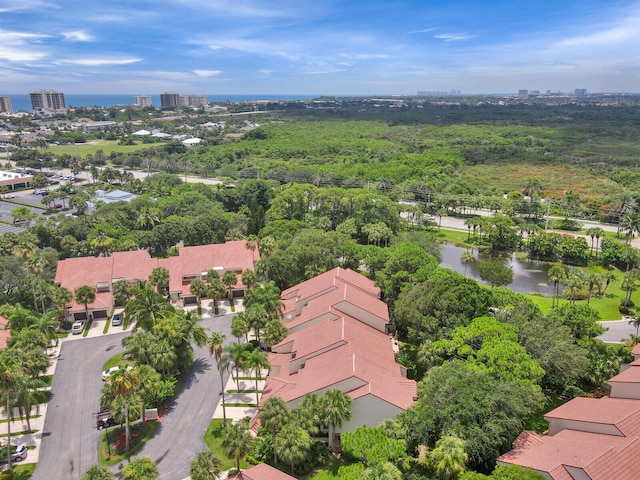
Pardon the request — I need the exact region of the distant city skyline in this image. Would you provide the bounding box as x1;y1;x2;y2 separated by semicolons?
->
1;1;639;95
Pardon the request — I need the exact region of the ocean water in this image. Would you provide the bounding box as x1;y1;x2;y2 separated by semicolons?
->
5;94;322;112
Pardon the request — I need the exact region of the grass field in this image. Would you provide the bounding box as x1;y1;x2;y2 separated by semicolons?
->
203;418;250;471
49;140;152;156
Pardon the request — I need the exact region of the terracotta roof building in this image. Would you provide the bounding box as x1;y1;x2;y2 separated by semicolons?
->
259;268;416;443
54;241;259;320
498;359;640;479
0;316;10;349
227;463;296;480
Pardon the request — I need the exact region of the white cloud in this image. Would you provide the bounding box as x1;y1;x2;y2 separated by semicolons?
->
62;30;94;42
408;28;437;34
339;53;390;60
0;1;59;13
57;58;142;66
0;29;50;61
193;69;222;77
434;33;473;42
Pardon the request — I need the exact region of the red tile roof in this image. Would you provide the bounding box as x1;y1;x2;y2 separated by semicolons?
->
54;241;258;313
227;463;296;480
631;343;640;357
545;397;640;436
608;364;640;384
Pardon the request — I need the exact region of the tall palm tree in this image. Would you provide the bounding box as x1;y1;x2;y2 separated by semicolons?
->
629;316;640;337
49;285;73;323
429;435;468;480
275;423;314;475
0;350;21;470
112;279;135;306
231;313;250;342
586;272;603;304
189;279;207;314
221;342;249;390
208;331;229;425
522;177;543;204
75;285;96;322
189;451;222;480
207;278;226;315
461;250;474;277
243;281;284;320
241;269;257;289
24;252;47;313
601;270;617;296
258;236;276;282
107;367;141;451
323;389;352;449
565;268;587;304
259;396;291;466
244;349;269;405
221;421;254;473
222;270;238;301
548;265;567;308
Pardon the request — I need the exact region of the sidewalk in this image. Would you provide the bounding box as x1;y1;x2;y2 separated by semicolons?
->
212;369;268;425
0;342;62;466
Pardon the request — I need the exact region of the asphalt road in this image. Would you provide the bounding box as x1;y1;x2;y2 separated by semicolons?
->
598;319;637;343
32;332;129;480
32;311;234;480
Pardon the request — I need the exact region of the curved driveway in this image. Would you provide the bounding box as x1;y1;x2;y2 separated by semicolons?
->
32;312;233;480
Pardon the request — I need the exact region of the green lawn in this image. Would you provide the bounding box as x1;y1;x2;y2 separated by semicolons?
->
49;140;153;157
203;418;250;471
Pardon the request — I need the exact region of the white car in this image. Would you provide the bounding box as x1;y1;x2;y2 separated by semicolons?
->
71;320;85;335
102;365;132;381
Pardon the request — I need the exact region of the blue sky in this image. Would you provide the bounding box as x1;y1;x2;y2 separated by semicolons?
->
1;0;639;95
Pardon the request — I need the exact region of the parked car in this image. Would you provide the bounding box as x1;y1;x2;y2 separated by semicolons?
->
52;203;63;209
96;406;117;429
102;365;132;381
111;313;122;326
13;217;26;224
71;320;85;334
0;444;28;463
3;194;15;199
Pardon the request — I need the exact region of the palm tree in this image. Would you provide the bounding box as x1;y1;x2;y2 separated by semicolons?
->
259;396;291;466
241;269;257;289
190;279;207;314
243;281;284;320
522;177;543;204
275;423;314;475
263;318;289;347
24;252;47;313
231;313;250;342
122;456;158;480
593;227;604;258
258;236;276;282
629;316;640;336
586;272;603;304
107;367;140;451
148;267;170;295
123;283;174;331
82;464;115;480
135;364;162;422
622;270;640;305
548;265;567;308
222;270;238;301
601;270;617;296
75;285;96;323
565;268;587;304
49;285;73;322
461;250;474;277
136;207;160;230
190;451;222;480
244;349;269;405
245;304;267;342
221;342;249;390
207;278;226;315
221;421;254;473
323;389;352;449
112;279;134;306
429;435;468;480
0;350;21;470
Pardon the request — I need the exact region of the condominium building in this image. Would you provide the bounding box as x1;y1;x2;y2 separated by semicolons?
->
30;90;66;112
160;92;180;107
186;94;208;107
134;95;152;107
0;96;12;113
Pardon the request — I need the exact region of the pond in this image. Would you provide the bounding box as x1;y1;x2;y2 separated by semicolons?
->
439;243;557;296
